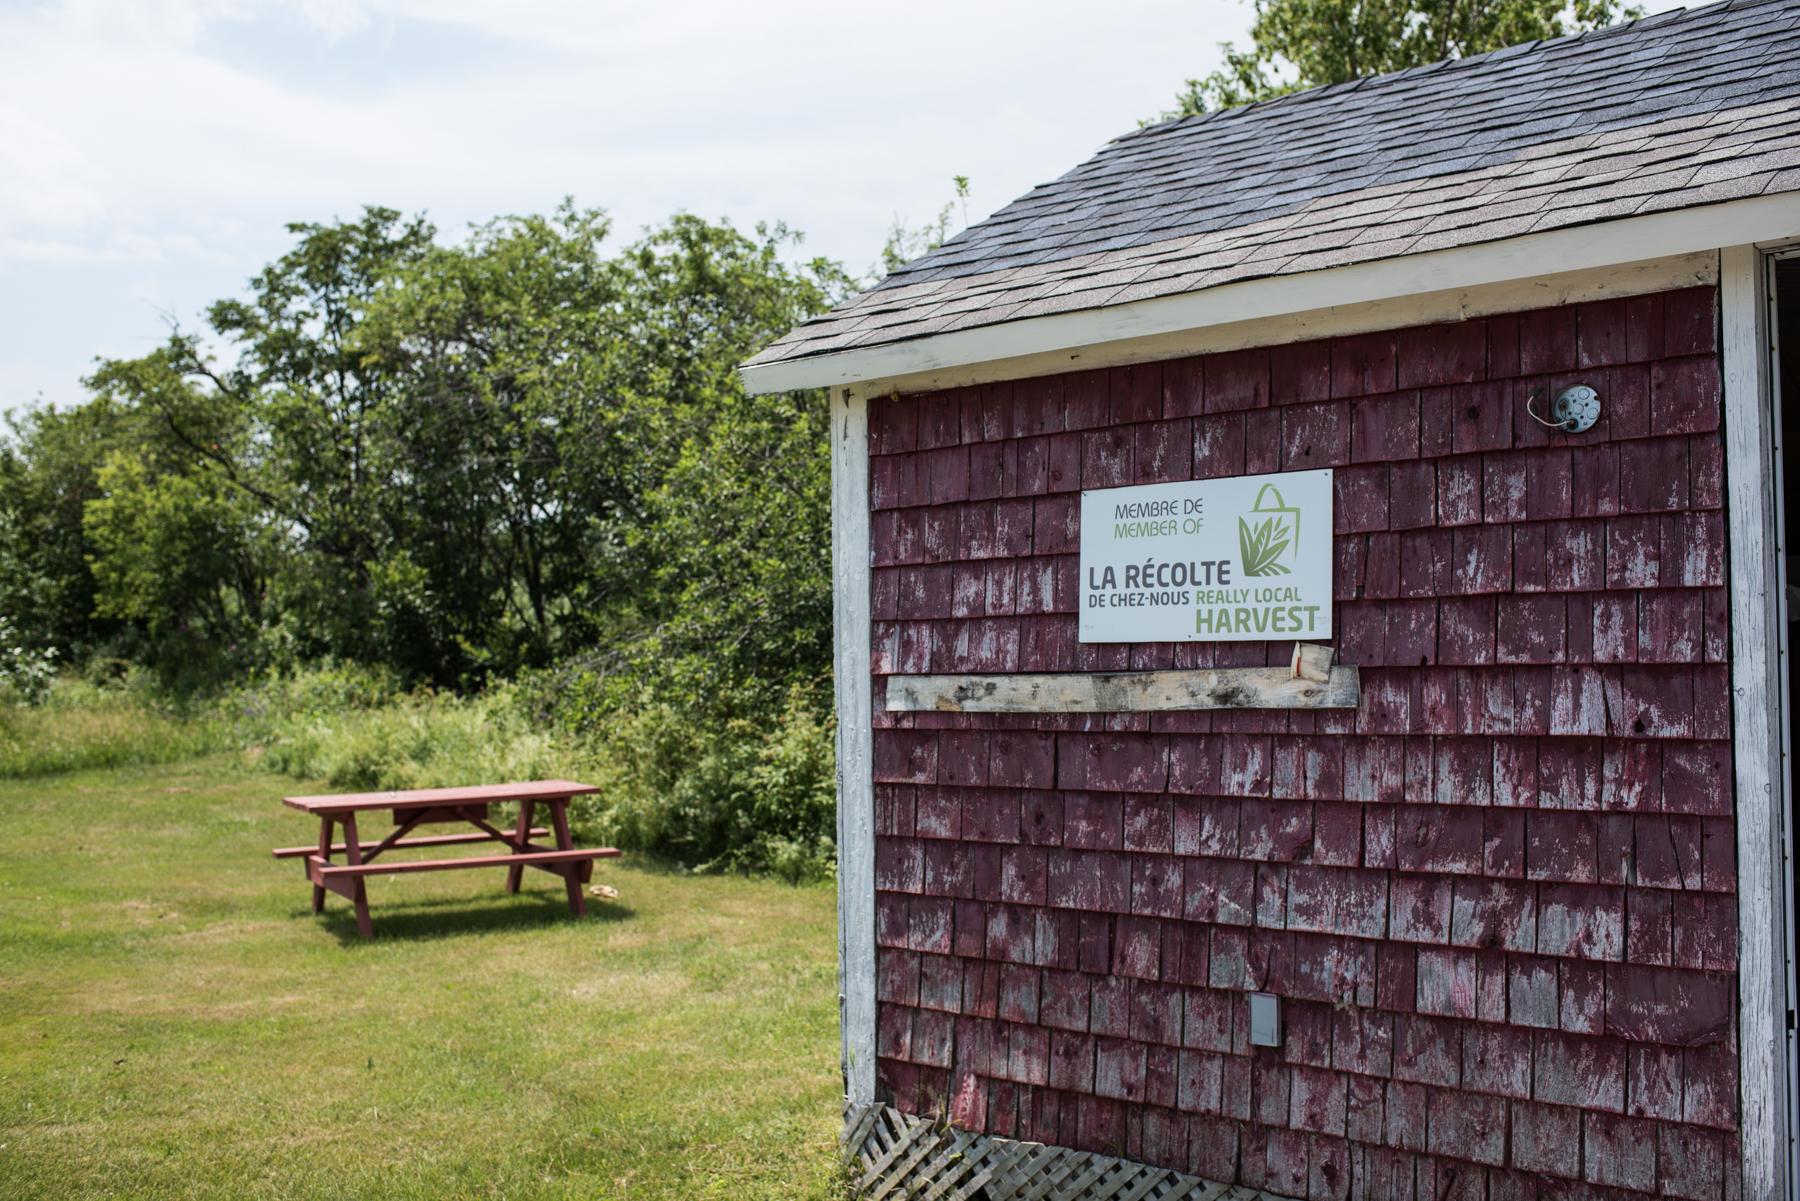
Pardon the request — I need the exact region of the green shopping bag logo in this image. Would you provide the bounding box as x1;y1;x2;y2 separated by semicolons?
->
1237;483;1302;577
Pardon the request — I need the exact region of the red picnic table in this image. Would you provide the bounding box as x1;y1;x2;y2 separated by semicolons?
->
272;780;620;939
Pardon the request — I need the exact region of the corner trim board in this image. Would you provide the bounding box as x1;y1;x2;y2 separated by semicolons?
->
830;385;876;1104
1722;241;1792;1200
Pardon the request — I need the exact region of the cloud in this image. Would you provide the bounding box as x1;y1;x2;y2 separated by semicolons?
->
0;0;1687;411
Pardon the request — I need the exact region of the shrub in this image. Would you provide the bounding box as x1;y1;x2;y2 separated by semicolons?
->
0;617;58;705
572;684;836;883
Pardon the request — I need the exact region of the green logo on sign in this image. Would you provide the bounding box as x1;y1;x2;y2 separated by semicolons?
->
1237;484;1301;577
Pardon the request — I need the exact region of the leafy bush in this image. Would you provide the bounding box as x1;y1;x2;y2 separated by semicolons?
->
0;617;58;705
571;685;836;883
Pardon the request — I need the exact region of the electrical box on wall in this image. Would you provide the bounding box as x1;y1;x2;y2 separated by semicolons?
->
1249;992;1282;1047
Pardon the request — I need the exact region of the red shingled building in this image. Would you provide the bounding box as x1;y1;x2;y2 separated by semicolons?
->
742;3;1800;1197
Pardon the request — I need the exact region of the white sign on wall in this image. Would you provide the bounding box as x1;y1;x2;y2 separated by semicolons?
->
1077;469;1334;643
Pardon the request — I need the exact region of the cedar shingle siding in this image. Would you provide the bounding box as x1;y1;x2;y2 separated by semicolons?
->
867;289;1734;1199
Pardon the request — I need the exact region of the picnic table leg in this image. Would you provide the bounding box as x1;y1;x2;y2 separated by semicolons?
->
312;816;333;914
547;799;587;917
341;812;374;940
505;799;536;895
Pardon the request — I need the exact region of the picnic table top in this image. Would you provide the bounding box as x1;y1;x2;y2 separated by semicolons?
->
281;780;600;815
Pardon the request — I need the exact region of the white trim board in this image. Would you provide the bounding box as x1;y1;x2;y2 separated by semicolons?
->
740;190;1800;396
830;384;877;1105
831;252;1718;403
1722;242;1792;1201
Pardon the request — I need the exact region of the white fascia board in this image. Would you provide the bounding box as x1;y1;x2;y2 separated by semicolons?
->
741;191;1800;396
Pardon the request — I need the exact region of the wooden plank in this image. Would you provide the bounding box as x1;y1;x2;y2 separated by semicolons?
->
311;848;619;879
867;1107;908;1166
393;804;487;825
1019;1153;1083;1201
274;829;550;858
885;666;1359;713
1093;1162;1145;1200
842;1104;882;1163
987;1145;1057;1201
858;1119;897;1176
1723;241;1793;1201
863;1122;935;1196
1054;1154;1119;1199
1116;1166;1173;1201
834;385;878;1106
361;807;429;864
282;779;598;815
547;798;586;917
506;799;538;896
1291;642;1332;682
341;810;373;940
843;1102;1285;1201
914;1132;976;1200
856;1113;926;1189
875;1129;948;1201
306;856;358;901
311;816;332;914
950;1141;1032;1201
989;1144;1060;1201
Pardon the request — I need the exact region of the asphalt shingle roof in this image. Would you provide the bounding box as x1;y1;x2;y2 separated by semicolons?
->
747;0;1800;372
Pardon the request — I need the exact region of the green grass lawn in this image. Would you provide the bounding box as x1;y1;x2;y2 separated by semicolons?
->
0;758;844;1200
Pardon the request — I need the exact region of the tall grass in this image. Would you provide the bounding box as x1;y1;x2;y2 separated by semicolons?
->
247;683;578;791
0;665;838;881
0;681;229;777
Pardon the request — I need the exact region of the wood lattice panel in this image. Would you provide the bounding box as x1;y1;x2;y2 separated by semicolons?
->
841;1103;1296;1201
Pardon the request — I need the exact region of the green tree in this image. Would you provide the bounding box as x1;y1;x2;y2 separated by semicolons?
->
26;203;850;696
1165;0;1640;115
0;397;146;661
83;450;277;681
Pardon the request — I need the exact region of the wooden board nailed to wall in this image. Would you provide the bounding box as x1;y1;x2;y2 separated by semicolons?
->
888;647;1359;713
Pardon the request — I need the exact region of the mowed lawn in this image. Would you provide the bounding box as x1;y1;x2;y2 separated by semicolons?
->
0;758;843;1200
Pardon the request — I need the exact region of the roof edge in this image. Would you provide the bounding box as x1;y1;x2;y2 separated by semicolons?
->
827;250;1717;403
741;191;1800;395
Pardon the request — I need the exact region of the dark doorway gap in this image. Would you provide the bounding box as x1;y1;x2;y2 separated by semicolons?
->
1774;256;1800;1189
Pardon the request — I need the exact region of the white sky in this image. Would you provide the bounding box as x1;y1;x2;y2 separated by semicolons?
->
0;0;1690;414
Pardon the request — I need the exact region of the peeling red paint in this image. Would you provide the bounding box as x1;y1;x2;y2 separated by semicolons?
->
870;291;1736;1199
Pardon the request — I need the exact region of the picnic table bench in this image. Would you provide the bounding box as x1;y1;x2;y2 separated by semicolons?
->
273;780;619;939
